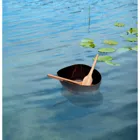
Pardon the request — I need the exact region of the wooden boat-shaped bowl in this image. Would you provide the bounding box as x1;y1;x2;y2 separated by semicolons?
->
57;64;102;93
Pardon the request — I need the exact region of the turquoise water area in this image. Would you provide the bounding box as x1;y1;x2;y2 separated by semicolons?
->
3;0;137;140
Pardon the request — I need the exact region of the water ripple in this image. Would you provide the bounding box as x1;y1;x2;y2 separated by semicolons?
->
3;0;137;139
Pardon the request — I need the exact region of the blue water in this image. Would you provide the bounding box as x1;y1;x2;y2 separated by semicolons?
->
3;0;137;140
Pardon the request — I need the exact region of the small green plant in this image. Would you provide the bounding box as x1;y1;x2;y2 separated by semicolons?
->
114;22;125;27
117;46;138;52
105;61;120;66
127;28;137;35
131;46;138;51
81;22;137;67
117;47;131;53
98;48;116;53
94;55;113;62
104;40;118;45
93;56;120;66
126;37;137;42
80;38;95;48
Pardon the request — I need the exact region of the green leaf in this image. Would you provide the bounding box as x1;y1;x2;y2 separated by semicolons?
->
117;47;131;52
94;56;113;62
114;22;125;27
98;48;116;53
80;38;95;48
81;38;94;43
131;46;138;51
104;40;118;45
126;37;137;42
80;42;95;48
105;61;120;66
127;28;137;35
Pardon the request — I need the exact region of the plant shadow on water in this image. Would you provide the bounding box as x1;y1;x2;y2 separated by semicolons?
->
60;88;103;108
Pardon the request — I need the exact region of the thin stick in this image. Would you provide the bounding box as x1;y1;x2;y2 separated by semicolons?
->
88;5;91;33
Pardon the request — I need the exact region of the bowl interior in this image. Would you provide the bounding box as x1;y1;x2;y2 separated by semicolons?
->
57;64;101;85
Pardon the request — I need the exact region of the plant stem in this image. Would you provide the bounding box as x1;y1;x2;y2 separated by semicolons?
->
88;5;91;33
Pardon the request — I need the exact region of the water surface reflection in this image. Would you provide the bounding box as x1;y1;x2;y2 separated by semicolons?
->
61;89;103;108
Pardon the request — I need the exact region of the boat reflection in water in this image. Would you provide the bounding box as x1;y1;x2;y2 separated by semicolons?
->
61;88;103;108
